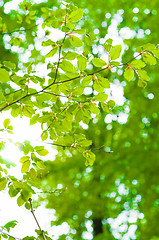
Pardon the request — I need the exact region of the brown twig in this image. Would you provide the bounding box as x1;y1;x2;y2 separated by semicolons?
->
0;51;149;113
28;198;46;240
0;230;22;240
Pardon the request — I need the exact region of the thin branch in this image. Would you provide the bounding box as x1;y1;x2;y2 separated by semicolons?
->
0;230;22;240
0;52;147;113
43;90;92;103
28;198;46;240
45;142;113;153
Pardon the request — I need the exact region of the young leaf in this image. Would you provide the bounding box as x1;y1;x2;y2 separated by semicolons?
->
0;177;7;190
124;67;134;81
151;49;159;59
92;58;106;67
64;51;78;60
36;149;49;156
107;100;115;108
142;53;157;65
83;151;96;166
131;60;146;69
101;102;109;112
69;35;83;47
81;75;92;85
45;48;57;58
103;38;113;52
36;160;45;169
77;56;87;71
138;80;147;88
136;43;156;52
41;131;48;141
0;68;10;82
60;60;76;72
95;93;108;101
4;220;18;232
89;103;99;114
3;61;16;70
110;45;122;60
17;195;25;207
137;69;150;81
21;160;30;173
20;156;30;163
3;119;10;128
69;9;83;22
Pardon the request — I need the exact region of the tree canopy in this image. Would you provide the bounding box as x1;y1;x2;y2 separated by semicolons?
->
0;0;159;239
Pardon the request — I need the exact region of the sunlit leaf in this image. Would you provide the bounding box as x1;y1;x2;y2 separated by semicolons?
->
0;68;10;82
124;67;134;81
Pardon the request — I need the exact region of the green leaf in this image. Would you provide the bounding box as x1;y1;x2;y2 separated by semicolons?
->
151;49;159;58
0;68;10;82
4;220;18;232
92;58;106;67
81;75;92;85
138;80;147;88
27;65;32;75
84;34;92;46
78;139;92;147
45;48;57;58
25;202;31;210
42;39;56;47
11;105;21;117
101;102;109;112
36;149;49;156
30;114;40;125
110;45;122;60
36;160;45;169
95;93;108;101
142;43;156;50
110;61;120;67
17;195;25;207
142;53;157;65
41;131;48;141
124;67;134;81
3;119;10;128
74;29;85;34
69;35;83;47
0;177;7;190
89;103;99;114
67;22;75;30
107;100;115;108
60;60;76;73
103;38;113;52
3;61;16;70
21;160;30;173
20;156;30;163
131;60;146;69
64;51;78;60
30;168;37;179
136;43;156;52
77;56;87;71
23;106;35;118
94;76;110;93
137;69;150;81
69;9;83;22
83;151;96;166
9;185;19;197
72;87;83;96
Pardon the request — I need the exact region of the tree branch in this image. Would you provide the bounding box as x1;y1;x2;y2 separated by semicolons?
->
0;52;147;113
0;230;22;240
28;198;46;240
